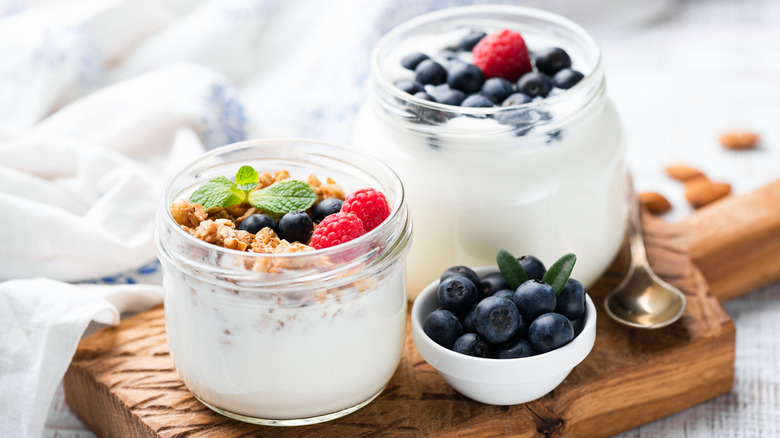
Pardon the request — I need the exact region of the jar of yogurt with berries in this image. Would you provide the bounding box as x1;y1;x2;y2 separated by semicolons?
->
353;6;626;298
156;139;412;425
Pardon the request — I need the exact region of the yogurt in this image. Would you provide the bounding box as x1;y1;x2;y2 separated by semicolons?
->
353;6;626;298
161;259;407;421
156;139;412;425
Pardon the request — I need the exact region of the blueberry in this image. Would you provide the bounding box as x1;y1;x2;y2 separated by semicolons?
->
394;79;424;95
415;59;447;85
496;108;536;136
555;278;586;320
441;266;481;289
481;78;515;103
401;52;430;70
430;87;466;106
493;289;515;300
423;309;463;349
453;333;493;358
238;214;278;235
446;63;485;94
528;312;574;353
413;91;436;102
461;308;477;333
278;211;314;243
546;129;563;144
458;30;486;51
516;71;553;98
473;296;521;344
496;337;536;359
553;68;585;89
461;94;493;108
515;311;531;340
412;94;449;124
437;275;478;316
514;280;557;322
534;47;572;76
312;198;343;223
518;255;546;281
479;272;510;299
501;92;532;106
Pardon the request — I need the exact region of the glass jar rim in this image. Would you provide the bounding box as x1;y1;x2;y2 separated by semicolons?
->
158;138;408;262
370;5;603;117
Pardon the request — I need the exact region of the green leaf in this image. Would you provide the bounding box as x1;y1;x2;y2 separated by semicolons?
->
235;165;259;191
542;253;577;295
496;249;529;290
248;180;317;215
189;176;245;209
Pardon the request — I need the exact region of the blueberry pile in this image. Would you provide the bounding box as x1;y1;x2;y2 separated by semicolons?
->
423;250;586;359
394;31;584;110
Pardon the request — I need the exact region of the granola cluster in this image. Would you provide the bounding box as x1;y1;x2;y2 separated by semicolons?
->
170;171;345;255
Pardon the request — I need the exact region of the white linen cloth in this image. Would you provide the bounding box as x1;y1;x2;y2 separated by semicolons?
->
0;0;776;437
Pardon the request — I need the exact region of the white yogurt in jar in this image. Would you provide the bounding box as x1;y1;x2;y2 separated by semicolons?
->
156;140;413;425
352;6;626;298
162;264;407;420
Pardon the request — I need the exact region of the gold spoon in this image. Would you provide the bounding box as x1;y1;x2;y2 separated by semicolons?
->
604;180;686;329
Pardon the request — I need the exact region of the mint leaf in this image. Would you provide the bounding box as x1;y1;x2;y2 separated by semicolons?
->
542;253;577;295
496;249;529;290
248;180;316;215
189;176;245;208
235;165;258;191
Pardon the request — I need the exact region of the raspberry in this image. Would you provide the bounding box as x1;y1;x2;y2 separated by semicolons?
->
472;29;532;82
310;212;366;250
341;188;391;232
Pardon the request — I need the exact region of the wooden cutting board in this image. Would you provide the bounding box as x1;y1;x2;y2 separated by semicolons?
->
63;180;780;437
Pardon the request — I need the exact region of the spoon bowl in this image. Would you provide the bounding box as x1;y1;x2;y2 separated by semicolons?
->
604;179;686;329
605;263;686;329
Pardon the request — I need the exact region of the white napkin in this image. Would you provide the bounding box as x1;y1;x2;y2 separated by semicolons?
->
0;279;162;437
0;61;250;281
0;1;253;435
0;0;205;139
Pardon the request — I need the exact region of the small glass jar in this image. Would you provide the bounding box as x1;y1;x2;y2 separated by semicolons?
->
353;5;626;298
155;139;412;425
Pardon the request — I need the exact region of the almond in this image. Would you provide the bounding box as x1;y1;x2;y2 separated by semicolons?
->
665;164;706;182
638;192;672;215
718;131;760;150
684;179;731;208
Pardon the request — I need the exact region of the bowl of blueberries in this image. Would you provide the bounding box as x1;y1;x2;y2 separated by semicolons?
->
411;250;596;405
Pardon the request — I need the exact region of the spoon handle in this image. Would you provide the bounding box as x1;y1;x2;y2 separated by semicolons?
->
626;174;648;266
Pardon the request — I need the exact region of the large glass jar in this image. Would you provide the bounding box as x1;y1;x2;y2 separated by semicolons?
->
155;139;412;425
353;6;626;298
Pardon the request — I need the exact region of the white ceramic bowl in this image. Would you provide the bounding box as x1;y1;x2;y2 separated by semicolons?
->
411;267;596;405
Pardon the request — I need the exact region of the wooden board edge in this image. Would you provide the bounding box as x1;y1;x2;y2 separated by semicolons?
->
64;363;156;438
675;179;780;301
562;318;736;437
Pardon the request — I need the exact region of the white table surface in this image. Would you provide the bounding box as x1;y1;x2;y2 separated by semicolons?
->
35;0;780;436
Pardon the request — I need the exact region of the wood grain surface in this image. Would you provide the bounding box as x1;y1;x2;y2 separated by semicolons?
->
63;180;780;437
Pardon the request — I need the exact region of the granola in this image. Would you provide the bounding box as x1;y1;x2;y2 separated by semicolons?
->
307;174;346;204
170;199;208;228
170;170;346;254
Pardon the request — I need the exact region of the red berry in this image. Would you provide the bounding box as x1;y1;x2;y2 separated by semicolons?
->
310;212;366;249
341;188;391;232
472;29;532;82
